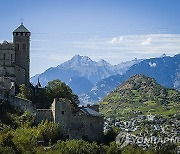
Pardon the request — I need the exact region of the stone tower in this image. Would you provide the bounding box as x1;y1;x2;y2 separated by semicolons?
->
13;23;30;87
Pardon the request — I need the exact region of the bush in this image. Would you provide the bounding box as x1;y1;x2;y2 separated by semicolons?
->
35;120;61;143
50;140;100;154
0;146;16;154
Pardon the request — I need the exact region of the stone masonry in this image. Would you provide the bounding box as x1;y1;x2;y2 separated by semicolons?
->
36;98;104;142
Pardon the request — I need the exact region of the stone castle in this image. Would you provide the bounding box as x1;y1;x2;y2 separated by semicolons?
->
36;98;104;141
0;23;30;92
0;24;104;142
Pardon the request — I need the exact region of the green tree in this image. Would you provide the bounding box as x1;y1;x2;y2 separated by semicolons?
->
50;140;100;154
33;88;50;108
104;126;120;145
121;145;144;154
18;111;35;127
107;142;122;154
35;120;61;143
46;79;79;107
17;84;31;100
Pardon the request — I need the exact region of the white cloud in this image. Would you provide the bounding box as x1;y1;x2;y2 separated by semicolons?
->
141;37;152;46
71;34;180;57
30;33;180;76
109;36;123;45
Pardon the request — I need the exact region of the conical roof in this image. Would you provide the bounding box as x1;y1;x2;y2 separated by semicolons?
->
13;23;30;33
36;78;42;88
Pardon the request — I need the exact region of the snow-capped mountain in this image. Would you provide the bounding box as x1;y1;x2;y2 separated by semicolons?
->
30;54;141;86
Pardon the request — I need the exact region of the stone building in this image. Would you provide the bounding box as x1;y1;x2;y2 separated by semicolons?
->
0;24;104;142
0;23;30;91
36;98;104;142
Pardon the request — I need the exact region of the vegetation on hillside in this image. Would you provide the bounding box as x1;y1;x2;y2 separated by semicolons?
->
0;124;177;154
0;77;178;153
46;79;79;107
100;74;180;120
0;99;30;129
17;79;79;108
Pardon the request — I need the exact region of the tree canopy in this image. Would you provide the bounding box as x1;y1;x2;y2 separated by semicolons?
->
45;79;79;107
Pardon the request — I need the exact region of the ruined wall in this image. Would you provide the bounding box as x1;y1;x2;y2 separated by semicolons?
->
52;98;72;135
9;96;36;115
71;114;104;141
36;109;54;123
34;99;104;142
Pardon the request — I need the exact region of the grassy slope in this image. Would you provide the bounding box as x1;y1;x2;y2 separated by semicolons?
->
100;75;180;120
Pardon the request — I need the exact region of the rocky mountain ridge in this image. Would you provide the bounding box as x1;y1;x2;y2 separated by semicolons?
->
31;54;140;87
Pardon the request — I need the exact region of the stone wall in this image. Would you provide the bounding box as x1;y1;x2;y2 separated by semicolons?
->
51;98;72;135
35;99;104;142
9;96;36;115
15;64;25;86
51;99;104;142
0;41;16;82
36;109;54;123
71;113;104;141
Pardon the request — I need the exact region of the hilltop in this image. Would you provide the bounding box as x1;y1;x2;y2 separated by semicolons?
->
100;74;180;120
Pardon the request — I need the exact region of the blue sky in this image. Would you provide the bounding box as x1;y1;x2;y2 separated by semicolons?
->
0;0;180;76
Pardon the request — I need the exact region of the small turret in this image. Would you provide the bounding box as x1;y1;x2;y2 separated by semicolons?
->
34;78;42;96
36;78;42;88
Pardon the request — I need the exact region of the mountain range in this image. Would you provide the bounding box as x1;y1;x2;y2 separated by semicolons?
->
30;54;140;90
31;54;180;105
80;54;180;104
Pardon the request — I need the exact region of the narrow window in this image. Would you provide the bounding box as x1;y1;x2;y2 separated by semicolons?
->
62;111;65;115
11;54;13;65
15;43;20;50
3;53;5;60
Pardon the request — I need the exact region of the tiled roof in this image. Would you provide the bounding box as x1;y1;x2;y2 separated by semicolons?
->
13;24;30;33
80;107;102;117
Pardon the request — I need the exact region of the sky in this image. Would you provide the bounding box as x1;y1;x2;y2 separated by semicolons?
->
0;0;180;77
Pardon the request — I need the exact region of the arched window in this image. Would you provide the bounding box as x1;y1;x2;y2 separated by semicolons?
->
22;43;26;51
15;43;20;51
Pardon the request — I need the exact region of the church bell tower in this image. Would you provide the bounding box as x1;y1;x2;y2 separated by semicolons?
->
13;23;31;87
